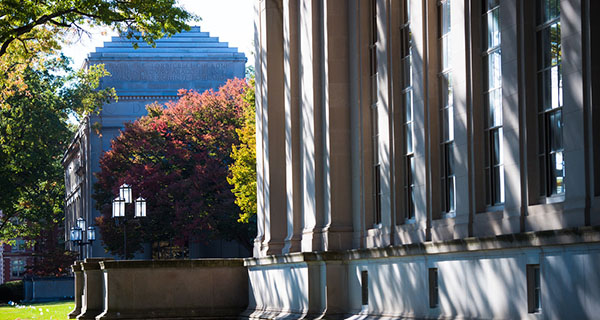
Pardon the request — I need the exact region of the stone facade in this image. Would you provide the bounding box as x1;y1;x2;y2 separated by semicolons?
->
249;0;600;318
63;27;247;259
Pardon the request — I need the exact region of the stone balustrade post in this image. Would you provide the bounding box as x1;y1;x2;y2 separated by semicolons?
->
68;263;83;319
77;258;112;320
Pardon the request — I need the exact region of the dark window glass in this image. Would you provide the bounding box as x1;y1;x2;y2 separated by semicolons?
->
527;264;541;313
361;271;369;306
429;268;439;308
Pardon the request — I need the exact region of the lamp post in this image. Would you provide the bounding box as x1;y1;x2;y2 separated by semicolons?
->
69;217;96;260
112;183;147;259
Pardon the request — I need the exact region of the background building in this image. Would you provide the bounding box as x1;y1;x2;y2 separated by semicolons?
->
248;0;600;318
63;27;247;259
0;239;33;284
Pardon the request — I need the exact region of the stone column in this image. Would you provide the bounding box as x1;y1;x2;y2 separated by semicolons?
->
283;0;303;253
68;263;83;319
321;0;354;250
256;0;287;256
77;259;107;320
562;0;589;226
299;0;326;252
499;0;523;234
254;0;266;257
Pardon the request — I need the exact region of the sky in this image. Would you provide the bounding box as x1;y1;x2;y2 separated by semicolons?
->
61;0;255;70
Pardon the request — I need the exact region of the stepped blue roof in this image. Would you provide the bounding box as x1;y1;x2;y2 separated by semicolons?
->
87;26;246;61
86;26;247;98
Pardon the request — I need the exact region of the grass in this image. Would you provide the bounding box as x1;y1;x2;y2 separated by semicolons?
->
0;301;74;320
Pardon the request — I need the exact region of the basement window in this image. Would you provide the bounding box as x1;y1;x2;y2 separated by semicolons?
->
361;270;369;306
429;268;439;308
527;264;541;313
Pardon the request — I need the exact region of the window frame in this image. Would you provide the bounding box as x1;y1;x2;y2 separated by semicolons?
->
400;0;415;222
535;0;564;200
370;0;382;225
481;0;505;207
527;264;541;313
438;0;455;216
429;268;439;308
10;259;25;278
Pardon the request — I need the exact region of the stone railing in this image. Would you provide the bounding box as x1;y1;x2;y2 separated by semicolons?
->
78;258;113;320
68;263;83;319
72;258;248;320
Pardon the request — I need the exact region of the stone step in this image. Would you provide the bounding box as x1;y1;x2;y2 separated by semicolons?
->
88;52;247;59
109;36;218;43
113;30;210;40
102;39;223;48
93;47;239;54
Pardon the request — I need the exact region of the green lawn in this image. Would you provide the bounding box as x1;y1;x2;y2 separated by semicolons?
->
0;301;74;320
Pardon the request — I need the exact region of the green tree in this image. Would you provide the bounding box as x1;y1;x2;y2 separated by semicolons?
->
228;78;257;225
0;0;196;104
0;56;116;242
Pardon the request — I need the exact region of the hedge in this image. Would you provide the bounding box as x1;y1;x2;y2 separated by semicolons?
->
0;280;23;303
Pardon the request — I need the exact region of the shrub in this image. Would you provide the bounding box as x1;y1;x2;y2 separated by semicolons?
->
0;280;24;303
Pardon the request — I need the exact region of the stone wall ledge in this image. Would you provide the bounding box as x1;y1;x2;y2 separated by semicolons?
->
245;226;600;266
99;258;245;270
96;307;245;320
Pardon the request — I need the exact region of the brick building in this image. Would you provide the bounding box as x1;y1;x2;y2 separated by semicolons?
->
0;239;33;284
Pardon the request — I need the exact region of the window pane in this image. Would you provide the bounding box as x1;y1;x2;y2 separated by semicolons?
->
538;69;552;111
492;128;501;165
538;115;545;150
537;28;551;70
446;143;454;175
442;107;454;142
442;36;450;70
448;106;454;141
443;1;451;35
406;123;413;154
485;167;491;205
484;131;490;167
442;73;453;107
537;0;560;25
550;65;562;109
403;0;409;23
539;155;547;196
408;185;414;219
404;90;412;122
487;88;502;128
493;165;505;204
403;56;412;88
447;176;455;211
551;22;561;65
486;8;500;49
488;50;502;89
494;88;503;126
550;151;564;195
549;110;563;151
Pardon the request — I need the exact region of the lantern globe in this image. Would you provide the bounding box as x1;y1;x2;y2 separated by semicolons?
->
70;226;82;242
87;226;96;242
120;184;132;203
76;217;86;230
135;197;147;218
112;197;125;217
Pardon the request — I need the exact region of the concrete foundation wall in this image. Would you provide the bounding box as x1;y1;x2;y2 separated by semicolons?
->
247;262;309;315
245;228;600;319
96;259;248;320
23;277;73;302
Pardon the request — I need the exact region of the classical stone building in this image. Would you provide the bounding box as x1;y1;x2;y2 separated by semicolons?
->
247;0;600;318
63;27;246;259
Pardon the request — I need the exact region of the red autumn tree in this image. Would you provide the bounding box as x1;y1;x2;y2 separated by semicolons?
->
93;78;254;258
